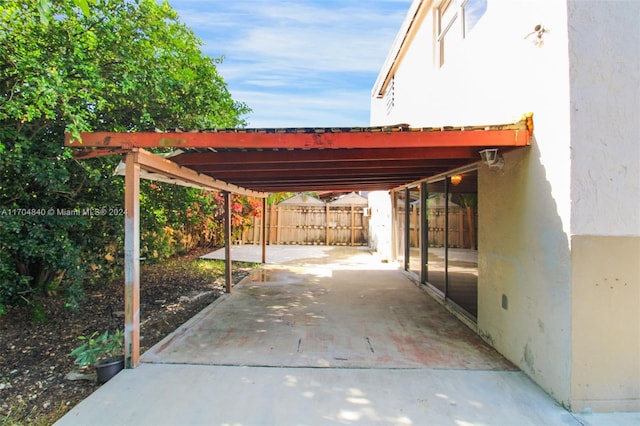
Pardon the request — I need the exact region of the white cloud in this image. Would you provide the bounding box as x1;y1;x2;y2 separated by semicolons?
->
169;0;412;127
232;88;373;128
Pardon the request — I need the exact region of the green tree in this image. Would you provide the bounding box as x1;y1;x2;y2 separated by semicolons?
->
36;0;96;23
0;0;250;312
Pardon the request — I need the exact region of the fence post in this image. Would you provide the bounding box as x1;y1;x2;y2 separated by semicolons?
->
466;206;476;249
276;206;281;244
325;204;330;245
269;203;276;244
252;215;259;243
351;204;355;246
458;210;464;248
411;204;418;247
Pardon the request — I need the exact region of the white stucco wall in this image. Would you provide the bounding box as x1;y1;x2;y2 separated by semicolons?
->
479;146;572;406
567;1;640;236
567;1;640;412
372;0;573;234
367;191;392;262
370;0;640;411
371;0;574;406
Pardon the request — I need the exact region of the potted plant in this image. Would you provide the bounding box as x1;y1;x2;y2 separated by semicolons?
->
70;329;125;383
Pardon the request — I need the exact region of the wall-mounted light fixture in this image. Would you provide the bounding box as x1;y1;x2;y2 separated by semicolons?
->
479;148;504;170
450;174;463;186
525;24;548;47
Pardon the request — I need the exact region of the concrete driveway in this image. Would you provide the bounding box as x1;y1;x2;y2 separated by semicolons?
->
55;246;635;425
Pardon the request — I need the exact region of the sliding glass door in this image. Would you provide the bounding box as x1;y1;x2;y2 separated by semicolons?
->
393;170;478;319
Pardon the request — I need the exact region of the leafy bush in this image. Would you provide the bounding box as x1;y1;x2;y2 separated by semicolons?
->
70;329;124;369
139;184;262;262
0;0;250;313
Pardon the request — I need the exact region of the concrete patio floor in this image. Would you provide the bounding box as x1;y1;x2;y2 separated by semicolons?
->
55;246;638;425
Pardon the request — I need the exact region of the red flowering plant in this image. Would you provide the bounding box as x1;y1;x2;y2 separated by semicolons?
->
229;195;262;243
209;192;262;243
138;182;264;260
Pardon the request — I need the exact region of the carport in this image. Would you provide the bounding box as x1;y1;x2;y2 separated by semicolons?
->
64;118;531;369
55;246;594;426
142;245;515;370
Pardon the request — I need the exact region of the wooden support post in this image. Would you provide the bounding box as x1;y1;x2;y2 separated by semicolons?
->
261;198;267;264
124;150;140;369
224;191;232;293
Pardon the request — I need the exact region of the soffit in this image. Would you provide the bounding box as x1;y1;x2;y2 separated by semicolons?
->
67;119;531;194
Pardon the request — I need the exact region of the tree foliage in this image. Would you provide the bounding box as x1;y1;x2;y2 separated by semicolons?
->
0;0;251;313
139;185;263;260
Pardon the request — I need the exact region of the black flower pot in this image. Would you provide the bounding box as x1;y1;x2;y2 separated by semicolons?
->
95;357;124;384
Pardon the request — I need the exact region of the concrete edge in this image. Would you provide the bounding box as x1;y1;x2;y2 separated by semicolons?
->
141;265;266;363
141;293;231;363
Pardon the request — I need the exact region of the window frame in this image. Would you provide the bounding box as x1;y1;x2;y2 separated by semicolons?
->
436;0;460;67
436;0;486;67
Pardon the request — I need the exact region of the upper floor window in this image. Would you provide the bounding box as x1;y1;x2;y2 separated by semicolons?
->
437;0;487;67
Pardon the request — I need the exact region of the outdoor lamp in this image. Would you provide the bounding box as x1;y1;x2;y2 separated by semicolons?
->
479;148;504;170
450;174;463;185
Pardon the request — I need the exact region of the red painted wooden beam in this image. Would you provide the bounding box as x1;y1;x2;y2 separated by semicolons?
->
226;176;431;188
241;182;416;192
188;159;466;174
170;146;482;166
66;126;530;150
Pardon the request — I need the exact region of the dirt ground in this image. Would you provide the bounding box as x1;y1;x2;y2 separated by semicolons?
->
0;249;255;425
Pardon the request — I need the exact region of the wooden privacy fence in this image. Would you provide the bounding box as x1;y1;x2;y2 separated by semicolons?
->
409;206;477;249
236;204;369;246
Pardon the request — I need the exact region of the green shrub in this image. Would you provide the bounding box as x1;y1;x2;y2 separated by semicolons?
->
70;329;124;369
0;0;250;313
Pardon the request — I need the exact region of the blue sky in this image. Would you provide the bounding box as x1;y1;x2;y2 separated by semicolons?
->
166;1;412;127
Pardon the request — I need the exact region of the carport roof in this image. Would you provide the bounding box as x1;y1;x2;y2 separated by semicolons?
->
66;117;532;194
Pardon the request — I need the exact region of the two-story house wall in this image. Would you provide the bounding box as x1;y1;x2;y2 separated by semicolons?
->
370;0;639;413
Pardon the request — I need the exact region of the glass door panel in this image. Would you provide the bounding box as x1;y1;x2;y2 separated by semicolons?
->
446;171;478;318
408;186;421;276
394;190;406;266
425;180;446;295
